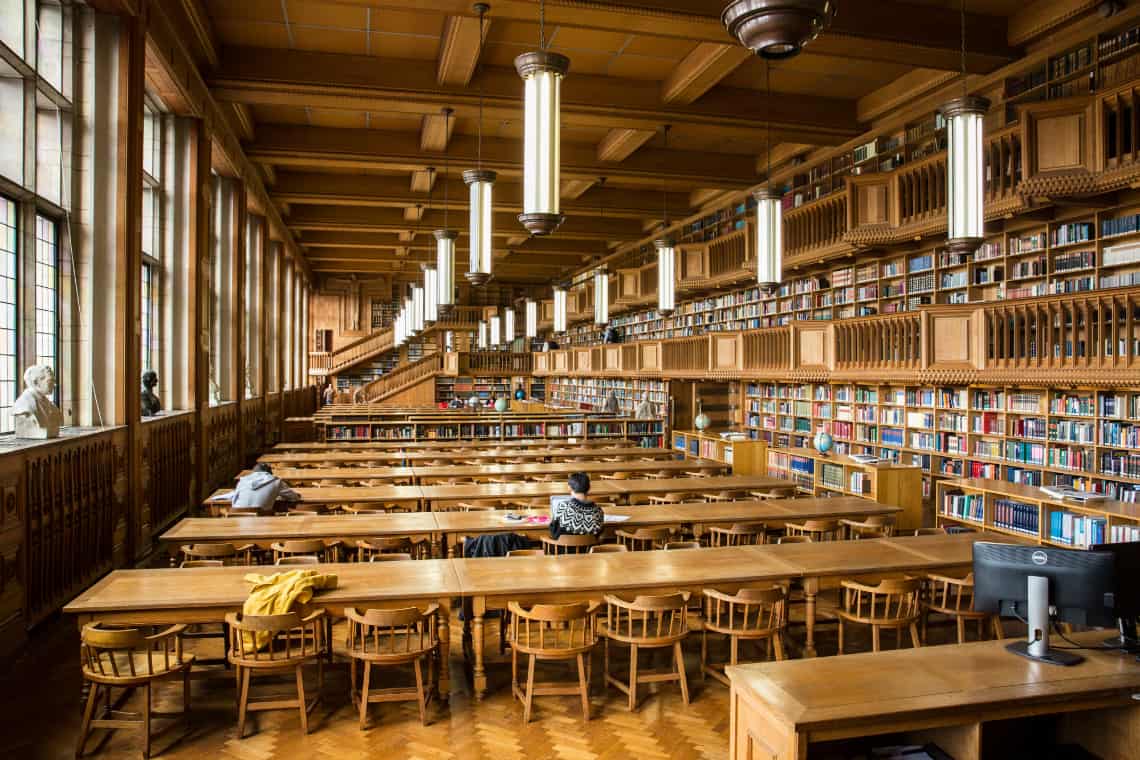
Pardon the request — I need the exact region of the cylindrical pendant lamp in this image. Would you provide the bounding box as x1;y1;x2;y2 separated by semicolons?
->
435;229;457;309
515;51;569;236
755;188;784;290
655;238;676;315
525;299;538;338
944;96;990;257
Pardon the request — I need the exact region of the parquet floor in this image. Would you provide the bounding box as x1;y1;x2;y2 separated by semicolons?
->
1;599;952;759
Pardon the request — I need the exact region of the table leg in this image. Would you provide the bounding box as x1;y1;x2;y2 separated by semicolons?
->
803;577;819;658
431;531;443;559
472;596;487;699
437;597;451;700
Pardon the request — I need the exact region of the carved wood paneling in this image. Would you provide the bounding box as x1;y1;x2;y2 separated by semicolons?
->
204;403;240;493
141;414;194;541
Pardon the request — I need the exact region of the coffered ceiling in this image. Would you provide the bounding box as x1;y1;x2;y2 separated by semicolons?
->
182;0;1088;285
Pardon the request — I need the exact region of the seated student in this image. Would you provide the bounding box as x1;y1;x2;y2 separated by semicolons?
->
228;463;301;515
550;472;605;539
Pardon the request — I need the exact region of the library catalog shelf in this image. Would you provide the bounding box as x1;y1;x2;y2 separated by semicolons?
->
672;430;768;476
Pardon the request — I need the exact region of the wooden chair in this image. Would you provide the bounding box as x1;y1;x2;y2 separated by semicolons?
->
784;520;842;542
750;487;798;500
600;592;691;711
599;471;631;481
344;605;440;728
840;516;896;539
914;527;947;536
588;544;628;554
179;559;223;568
700;586;788;685
702;490;741;502
77;623;194;759
776;535;813;544
646;492;686;505
224;610;328;737
922;572;1004;644
179;542;255;566
507;601;599;723
506;548;545;557
664;541;701;550
271;539;340;564
541;534;598;555
369;553;413;562
355;536;423;561
615;527;673;551
706;523;767;547
836;578;923;654
276;555;320;566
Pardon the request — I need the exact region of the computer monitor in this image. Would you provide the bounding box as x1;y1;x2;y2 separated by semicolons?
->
1091;540;1140;651
973;542;1116;666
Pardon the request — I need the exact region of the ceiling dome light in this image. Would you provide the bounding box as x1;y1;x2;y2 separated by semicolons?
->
722;0;835;60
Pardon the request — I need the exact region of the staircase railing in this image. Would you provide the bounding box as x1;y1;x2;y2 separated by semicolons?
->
359;352;443;402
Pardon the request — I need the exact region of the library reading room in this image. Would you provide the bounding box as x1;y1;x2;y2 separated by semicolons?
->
6;0;1140;758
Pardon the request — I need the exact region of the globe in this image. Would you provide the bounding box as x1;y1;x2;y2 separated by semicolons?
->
494;397;509;413
813;430;834;455
467;396;480;409
694;412;711;431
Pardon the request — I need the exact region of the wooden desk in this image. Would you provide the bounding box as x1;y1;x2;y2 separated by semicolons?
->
258;446;679;466
63;561;461;696
273;439;630;452
605;474;791;497
726;631;1140;760
203;485;426;514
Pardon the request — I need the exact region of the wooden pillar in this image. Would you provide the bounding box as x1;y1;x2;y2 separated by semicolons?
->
190;120;211;505
232;184;247;457
116;8;145;561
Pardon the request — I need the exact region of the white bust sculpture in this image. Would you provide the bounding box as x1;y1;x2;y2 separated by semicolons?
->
13;364;62;439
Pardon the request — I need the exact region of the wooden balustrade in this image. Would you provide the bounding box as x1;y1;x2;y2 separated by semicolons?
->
328;327;395;374
786;193;847;257
661;335;710;375
463;351;534;375
834;313;923;373
142;412;194;537
308;351;331;375
361;353;443;401
205;402;240;494
894;153;946;230
984;124;1022;207
743;326;791;370
283;386;319;418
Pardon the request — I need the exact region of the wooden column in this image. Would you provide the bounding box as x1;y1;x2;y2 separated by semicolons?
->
231;184;247;456
190;120;211;505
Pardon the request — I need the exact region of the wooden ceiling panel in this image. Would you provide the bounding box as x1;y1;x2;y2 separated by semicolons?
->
367;112;424;131
484;20;540;46
204;0;283;23
370;33;440;61
291;27;369;56
548;27;632;53
306;108;368;129
368;7;445;35
621;35;697;59
212;20;291;49
545;47;614;76
605;55;678;81
283;0;368;29
249;104;310;125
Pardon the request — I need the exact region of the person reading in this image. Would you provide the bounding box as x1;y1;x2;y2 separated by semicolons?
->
228;463;302;515
550;472;605;539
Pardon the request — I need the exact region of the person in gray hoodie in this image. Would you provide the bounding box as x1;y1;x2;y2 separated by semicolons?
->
228;463;301;514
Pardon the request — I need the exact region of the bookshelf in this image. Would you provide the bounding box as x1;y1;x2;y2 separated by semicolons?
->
546;377;670;417
765;447;924;530
672;430;767;476
317;412;666;446
935;478;1140;547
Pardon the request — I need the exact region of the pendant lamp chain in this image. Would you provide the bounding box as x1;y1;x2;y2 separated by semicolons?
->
765;60;772;188
661;125;670;229
539;0;545;50
477;3;487;169
442;108;451;230
960;0;967;98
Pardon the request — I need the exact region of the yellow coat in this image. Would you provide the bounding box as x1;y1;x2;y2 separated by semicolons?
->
240;569;339;651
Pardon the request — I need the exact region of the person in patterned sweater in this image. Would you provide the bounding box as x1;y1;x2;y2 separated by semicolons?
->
549;472;605;539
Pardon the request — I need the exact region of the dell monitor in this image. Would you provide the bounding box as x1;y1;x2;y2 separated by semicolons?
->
1091;540;1140;651
973;542;1116;666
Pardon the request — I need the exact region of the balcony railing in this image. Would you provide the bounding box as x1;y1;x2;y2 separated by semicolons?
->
360;353;442;401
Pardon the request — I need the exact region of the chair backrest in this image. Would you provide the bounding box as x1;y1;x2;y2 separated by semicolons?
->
506;548;545;557
601;471;631;480
841;578;923;623
664;541;701;550
785;519;841;541
541;533;598;555
914;527;947;536
369;553;413;562
225;611;325;662
508;601;597;655
707;522;766;547
344;605;439;659
616;527;673;551
276;555;320;565
702;586;787;635
776;535;813;544
81;623;184;681
588;543;628;554
272;538;332;563
181;542;238;561
603;592;689;643
924;572;975;613
357;536;413;554
180;559;224;568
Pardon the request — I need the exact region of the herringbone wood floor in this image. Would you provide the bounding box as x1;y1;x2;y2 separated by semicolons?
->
2;599;956;759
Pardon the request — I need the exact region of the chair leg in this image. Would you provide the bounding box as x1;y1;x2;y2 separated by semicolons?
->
956;615;966;644
237;668;250;739
729;636;739;667
699;630;708;681
921;609;928;643
576;653;590;721
358;662;371;729
296;666;309;734
837;620;845;655
414;658;427;726
871;625;881;653
674;641;690;706
76;682;98;758
992;615;1004;640
910;623;921;649
772;631;786;661
523;655;536;724
143;681;152;759
603;639;610;692
628;644;639;712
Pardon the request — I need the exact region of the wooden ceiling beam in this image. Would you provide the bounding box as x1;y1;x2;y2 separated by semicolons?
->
247;124;761;189
596;128;657;163
661;43;750;105
419;112;455;151
297;229;608;256
210;47;859;146
436;13;488;86
270;171;690;219
306;247;576;268
410;168;438;193
561;179;595;199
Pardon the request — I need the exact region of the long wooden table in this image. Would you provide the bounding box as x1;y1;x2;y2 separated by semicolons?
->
726;630;1140;760
236;458;726;484
163;496;900;560
273;438;632;452
257;446;680;466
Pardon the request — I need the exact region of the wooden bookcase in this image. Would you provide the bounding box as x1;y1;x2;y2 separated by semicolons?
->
316;412;666;446
935;477;1140;547
546;377;670;416
672;430;767;476
766;447;924;530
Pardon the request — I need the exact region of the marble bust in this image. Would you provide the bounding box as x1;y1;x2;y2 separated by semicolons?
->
13;365;62;439
141;370;162;417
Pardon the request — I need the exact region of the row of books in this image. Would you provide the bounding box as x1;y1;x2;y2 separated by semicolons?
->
1048;511;1108;548
993;499;1040;536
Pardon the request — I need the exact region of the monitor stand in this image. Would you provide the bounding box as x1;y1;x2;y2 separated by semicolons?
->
1006;575;1084;666
1104;617;1140;652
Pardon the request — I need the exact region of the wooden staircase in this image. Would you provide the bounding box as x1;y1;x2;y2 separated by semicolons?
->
359;352;444;403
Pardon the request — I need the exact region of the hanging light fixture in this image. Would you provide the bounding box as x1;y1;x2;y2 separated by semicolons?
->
395;307;405;347
553;284;567;333
722;0;834;60
423;264;439;323
756;60;783;291
593;267;609;325
405;293;416;335
412;285;425;334
656;125;676;316
525;299;537;338
477;320;489;349
516;0;568;235
490;312;502;347
504;306;516;344
465;4;495;285
944;0;988;259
